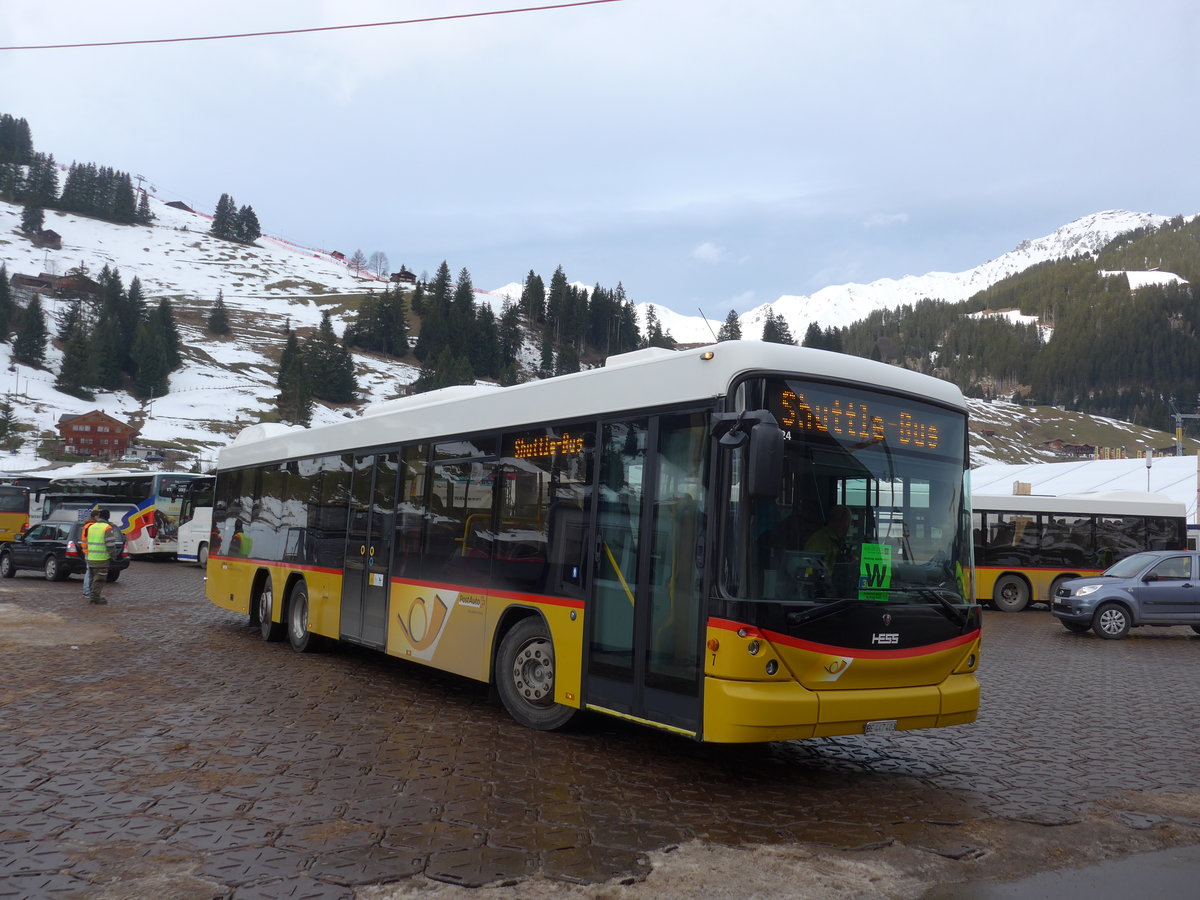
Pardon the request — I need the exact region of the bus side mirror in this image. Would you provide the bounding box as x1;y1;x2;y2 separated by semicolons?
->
748;421;783;499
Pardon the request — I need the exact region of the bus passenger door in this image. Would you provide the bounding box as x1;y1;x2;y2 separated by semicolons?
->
585;413;705;736
341;452;398;648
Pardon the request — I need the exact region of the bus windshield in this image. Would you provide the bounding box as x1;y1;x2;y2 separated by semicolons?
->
722;376;971;607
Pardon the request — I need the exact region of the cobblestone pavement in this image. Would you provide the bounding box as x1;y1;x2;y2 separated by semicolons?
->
1;564;1199;898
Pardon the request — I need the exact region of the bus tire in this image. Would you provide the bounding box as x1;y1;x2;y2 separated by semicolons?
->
993;574;1029;612
257;579;285;642
197;542;209;568
495;617;576;731
287;581;318;653
1093;602;1131;639
0;552;15;578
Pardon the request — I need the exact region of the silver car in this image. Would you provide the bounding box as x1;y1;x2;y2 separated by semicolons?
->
1051;550;1200;639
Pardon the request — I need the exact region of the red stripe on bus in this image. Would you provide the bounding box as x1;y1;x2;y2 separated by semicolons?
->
708;617;980;659
209;555;343;577
390;576;586;610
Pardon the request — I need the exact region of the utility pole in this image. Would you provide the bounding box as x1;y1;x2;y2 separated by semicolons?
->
1169;396;1200;456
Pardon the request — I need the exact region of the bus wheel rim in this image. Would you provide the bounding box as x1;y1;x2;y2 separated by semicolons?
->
512;639;554;705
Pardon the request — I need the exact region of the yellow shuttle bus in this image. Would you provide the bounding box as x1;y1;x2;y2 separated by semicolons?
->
972;491;1187;612
208;341;980;742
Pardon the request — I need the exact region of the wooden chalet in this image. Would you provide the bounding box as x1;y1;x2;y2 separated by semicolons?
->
56;411;140;460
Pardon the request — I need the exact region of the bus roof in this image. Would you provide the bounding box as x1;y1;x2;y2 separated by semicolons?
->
972;490;1187;518
220;341;968;471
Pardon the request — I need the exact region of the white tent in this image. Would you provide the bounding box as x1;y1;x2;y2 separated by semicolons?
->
971;455;1200;524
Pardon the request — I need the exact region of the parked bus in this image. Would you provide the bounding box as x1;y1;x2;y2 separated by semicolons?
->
0;475;52;526
208;342;981;742
972;491;1187;612
42;472;214;557
0;484;31;541
177;505;214;565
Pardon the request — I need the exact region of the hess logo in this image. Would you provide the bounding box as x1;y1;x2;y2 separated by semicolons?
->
871;633;900;645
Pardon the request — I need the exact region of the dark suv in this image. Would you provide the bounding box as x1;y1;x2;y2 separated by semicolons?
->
0;520;130;582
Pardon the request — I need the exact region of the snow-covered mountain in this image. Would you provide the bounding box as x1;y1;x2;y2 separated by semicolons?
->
0;198;1184;471
652;210;1174;344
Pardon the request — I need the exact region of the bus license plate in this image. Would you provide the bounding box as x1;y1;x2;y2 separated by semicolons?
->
864;720;897;734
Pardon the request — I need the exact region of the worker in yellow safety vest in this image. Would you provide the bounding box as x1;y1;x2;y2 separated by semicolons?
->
82;509;120;605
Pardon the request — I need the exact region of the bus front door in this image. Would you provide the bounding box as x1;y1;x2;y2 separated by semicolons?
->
585;413;705;737
341;452;398;649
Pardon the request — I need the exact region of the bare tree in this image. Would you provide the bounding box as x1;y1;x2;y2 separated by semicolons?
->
349;249;368;276
368;251;389;277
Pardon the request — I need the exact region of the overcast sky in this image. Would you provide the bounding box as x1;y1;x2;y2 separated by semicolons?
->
3;0;1198;316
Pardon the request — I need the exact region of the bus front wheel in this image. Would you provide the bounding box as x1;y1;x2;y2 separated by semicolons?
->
993;574;1030;612
287;582;318;653
495;618;576;731
257;580;285;642
197;543;209;568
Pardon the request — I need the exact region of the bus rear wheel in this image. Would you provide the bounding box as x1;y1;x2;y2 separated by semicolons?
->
287;582;318;653
496;617;576;731
257;580;285;642
993;574;1029;612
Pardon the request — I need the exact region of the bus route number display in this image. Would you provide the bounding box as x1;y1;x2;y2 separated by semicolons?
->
777;389;940;450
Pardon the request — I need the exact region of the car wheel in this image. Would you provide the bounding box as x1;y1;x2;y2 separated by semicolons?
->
197;542;209;568
44;555;66;582
257;579;285;641
105;570;120;583
0;552;15;578
993;574;1030;612
1060;621;1090;634
495;617;576;731
287;581;319;653
1093;602;1131;639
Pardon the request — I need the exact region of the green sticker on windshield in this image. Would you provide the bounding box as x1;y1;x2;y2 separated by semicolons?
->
859;542;892;602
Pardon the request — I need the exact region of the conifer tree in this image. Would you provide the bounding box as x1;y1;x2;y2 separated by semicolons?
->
0;263;12;338
717;310;741;341
211;193;236;239
236;205;261;242
801;321;824;349
276;332;313;425
135;190;154;225
12;294;47;366
54;323;94;400
56;299;84;341
131;320;170;399
761;310;795;345
208;291;230;335
19;200;42;234
304;311;357;403
154;297;182;368
520;270;546;321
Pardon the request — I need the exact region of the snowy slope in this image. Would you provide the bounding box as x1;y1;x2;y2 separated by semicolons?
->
0;195;422;471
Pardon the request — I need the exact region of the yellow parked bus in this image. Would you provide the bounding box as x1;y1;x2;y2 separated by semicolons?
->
0;484;31;542
972;491;1187;612
208;341;980;742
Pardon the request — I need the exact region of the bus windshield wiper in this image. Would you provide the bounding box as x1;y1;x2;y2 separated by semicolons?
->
884;587;968;627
